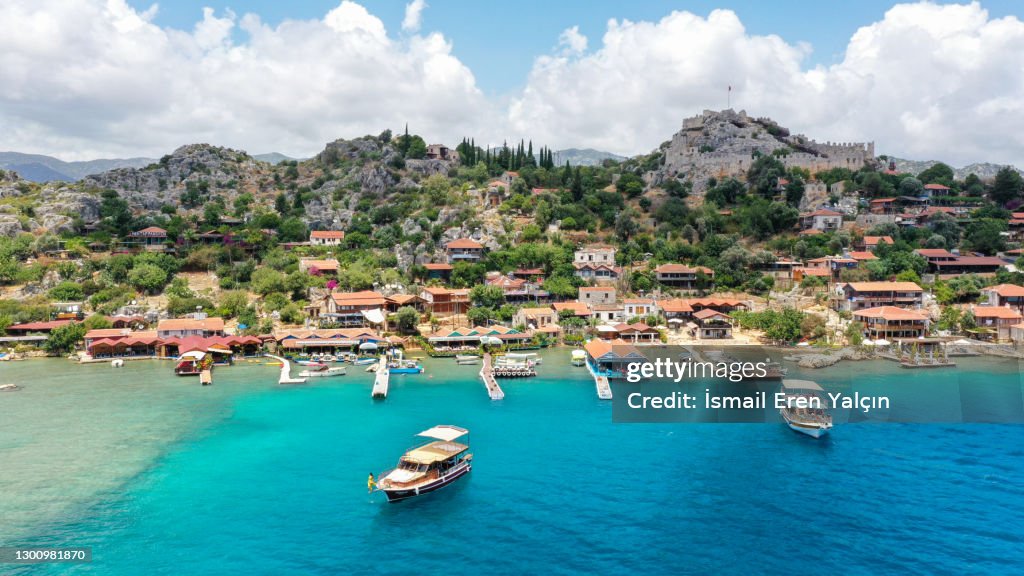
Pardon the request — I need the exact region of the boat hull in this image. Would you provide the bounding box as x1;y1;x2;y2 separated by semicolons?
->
782;416;830;438
382;463;471;503
389;367;423;374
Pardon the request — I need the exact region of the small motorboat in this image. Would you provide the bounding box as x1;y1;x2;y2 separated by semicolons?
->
570;349;586;366
296;359;326;367
377;425;472;503
455;354;480;365
300;366;347;378
111;359;124;368
352;357;378;366
389;359;423;374
0;383;19;392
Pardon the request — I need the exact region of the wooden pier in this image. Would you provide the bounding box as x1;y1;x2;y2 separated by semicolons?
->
267;354;307;385
480;353;505;400
199;369;213;386
372;355;389;398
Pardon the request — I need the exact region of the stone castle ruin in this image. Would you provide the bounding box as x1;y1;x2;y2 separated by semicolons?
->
657;109;874;195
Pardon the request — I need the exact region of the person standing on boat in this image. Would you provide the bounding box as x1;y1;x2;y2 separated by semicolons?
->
367;473;377;492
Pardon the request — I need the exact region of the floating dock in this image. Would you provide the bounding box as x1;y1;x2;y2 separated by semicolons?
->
585;361;613;400
372;355;389;398
267;354;307;384
199;369;213;385
594;375;612;400
480;353;505;400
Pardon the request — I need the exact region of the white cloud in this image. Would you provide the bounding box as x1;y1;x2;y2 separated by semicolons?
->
558;25;587;54
1;1;1023;167
510;3;1024;166
402;0;427;33
0;0;485;159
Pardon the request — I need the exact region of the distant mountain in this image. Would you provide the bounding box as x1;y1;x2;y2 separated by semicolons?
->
886;157;1022;181
253;152;301;165
0;152;155;182
553;148;626;166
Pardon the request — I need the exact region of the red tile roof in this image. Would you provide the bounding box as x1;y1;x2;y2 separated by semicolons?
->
984;284;1024;297
972;306;1022;320
846;281;923;292
446;238;483;249
310;230;345;239
853;306;927;321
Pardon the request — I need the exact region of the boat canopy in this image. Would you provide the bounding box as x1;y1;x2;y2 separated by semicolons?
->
418;424;469;442
571;349;587;359
404;441;468;465
781;379;824;392
179;350;206;360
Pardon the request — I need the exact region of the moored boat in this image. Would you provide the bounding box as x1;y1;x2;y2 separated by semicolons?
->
389;359;423;374
455;354;480;365
175;351;211;376
571;349;587;366
299;366;347;378
0;383;19;392
377;425;472;503
779;379;833;439
352;357;378;366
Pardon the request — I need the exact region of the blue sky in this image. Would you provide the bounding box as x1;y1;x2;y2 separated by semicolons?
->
126;0;1020;96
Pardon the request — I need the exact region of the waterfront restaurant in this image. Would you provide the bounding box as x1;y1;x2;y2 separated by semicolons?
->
426;325;533;353
853;306;929;339
86;330;161;358
583;338;648;379
274;328;382;355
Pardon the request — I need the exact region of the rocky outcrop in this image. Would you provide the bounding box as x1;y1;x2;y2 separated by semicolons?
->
82;144;258;210
651;109;875;195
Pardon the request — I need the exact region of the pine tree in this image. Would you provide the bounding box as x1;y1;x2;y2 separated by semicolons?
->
571;166;583;201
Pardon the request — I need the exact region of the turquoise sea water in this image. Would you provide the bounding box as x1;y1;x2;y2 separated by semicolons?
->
2;353;1024;575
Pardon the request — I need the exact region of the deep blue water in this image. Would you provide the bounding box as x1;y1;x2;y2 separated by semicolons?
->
6;354;1024;575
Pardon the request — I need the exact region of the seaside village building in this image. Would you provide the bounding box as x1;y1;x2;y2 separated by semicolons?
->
971;306;1023;342
799;209;843;233
445;238;485;264
84;318;262;360
129;226;169;252
420;287;471;317
578;287;616;307
583;338;648;379
692;309;734;340
427;325;533;353
852;306;929;340
273;327;387;357
320;290;387;329
833;282;924;312
653;264;713;291
299;258;340;276
981;284;1024;313
573;245;621;282
309;230;345;246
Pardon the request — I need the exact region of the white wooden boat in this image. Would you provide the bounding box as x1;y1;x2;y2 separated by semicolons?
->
779;379;833;439
377;425;472;503
299;366;347;378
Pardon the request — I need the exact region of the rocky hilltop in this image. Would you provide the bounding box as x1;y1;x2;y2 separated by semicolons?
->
888;157;1022;181
651;109;876;194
